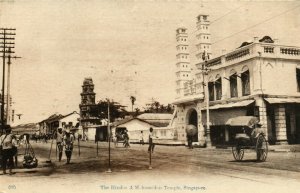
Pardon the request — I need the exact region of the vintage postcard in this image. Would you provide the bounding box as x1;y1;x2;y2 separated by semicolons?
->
0;0;300;193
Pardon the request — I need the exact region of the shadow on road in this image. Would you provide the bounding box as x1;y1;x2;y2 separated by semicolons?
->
228;159;260;163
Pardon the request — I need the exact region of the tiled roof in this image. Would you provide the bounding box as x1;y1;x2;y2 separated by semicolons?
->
112;113;172;128
12;123;38;130
137;113;172;120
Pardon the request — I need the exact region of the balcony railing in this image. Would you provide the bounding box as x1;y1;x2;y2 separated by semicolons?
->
196;43;300;69
280;47;300;55
225;49;250;62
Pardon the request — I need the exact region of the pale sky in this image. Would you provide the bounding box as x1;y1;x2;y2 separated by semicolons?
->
0;0;299;125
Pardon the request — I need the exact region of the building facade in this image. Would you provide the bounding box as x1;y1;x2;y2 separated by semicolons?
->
112;113;176;144
195;14;212;61
175;28;192;99
38;111;80;135
79;78;99;127
173;14;300;146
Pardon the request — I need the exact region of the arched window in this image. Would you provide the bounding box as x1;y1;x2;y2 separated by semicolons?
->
230;71;238;98
208;81;214;101
241;70;250;96
215;75;222;100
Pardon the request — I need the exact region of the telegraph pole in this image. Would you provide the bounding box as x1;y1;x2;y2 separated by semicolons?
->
6;48;21;125
201;51;212;147
107;99;112;173
0;28;16;132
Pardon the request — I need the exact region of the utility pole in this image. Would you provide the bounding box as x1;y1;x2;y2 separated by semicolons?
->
0;28;16;133
107;99;112;173
6;48;21;125
201;51;211;147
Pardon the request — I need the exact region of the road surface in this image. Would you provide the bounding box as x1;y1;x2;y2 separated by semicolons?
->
1;140;299;193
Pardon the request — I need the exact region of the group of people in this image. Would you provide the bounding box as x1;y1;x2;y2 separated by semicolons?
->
33;132;51;143
138;127;157;153
0;125;17;175
56;128;74;164
113;130;130;148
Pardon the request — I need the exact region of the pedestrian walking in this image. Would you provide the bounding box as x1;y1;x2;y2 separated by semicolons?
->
43;134;48;143
123;130;130;148
0;125;17;175
56;128;64;162
187;135;193;149
64;129;74;164
139;131;144;145
34;131;39;143
113;133;118;147
148;127;157;153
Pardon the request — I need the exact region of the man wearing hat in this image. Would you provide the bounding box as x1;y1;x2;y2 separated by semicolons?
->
0;125;16;175
63;129;74;164
56;128;64;162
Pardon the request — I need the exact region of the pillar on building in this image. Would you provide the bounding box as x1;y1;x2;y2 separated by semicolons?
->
274;104;288;144
256;97;269;140
174;105;186;142
286;104;296;143
196;104;205;146
237;73;242;97
290;109;296;143
225;127;229;142
197;114;206;146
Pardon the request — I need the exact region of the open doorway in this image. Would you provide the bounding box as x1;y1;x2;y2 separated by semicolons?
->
187;109;198;142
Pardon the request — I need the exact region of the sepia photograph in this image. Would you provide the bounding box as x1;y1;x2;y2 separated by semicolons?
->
0;0;300;193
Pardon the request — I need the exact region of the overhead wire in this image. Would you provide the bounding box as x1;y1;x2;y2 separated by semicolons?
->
112;3;300;101
188;3;300;55
140;2;248;71
211;3;300;45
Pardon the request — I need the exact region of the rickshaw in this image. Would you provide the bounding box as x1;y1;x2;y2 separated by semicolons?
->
226;116;268;162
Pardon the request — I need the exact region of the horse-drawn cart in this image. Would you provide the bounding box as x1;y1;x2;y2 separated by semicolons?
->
226;116;268;162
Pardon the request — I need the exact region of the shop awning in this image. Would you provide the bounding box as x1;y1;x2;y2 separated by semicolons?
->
265;98;300;104
202;108;247;126
202;100;254;110
226;116;259;127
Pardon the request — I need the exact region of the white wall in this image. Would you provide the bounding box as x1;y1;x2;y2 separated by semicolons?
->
59;113;80;128
115;119;174;142
259;59;300;95
205;57;300;99
87;127;96;141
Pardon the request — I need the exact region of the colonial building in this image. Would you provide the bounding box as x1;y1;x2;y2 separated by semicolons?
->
173;14;300;146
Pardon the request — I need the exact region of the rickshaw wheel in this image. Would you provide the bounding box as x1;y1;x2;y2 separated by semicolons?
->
232;145;244;161
256;134;268;162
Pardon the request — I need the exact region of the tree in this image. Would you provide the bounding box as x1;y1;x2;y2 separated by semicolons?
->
90;100;128;122
134;108;140;117
143;100;174;114
154;101;160;113
130;96;136;112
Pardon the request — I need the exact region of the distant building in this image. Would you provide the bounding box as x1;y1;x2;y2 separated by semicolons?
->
12;123;39;135
39;114;63;134
79;78;100;140
173;14;300;146
39;111;80;134
111;113;175;144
